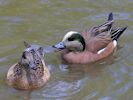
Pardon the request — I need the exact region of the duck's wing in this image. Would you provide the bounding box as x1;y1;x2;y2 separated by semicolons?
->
86;27;127;53
85;30;112;53
81;13;114;39
89;27;126;62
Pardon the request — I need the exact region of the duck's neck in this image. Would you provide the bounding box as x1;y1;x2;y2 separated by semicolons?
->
79;35;86;51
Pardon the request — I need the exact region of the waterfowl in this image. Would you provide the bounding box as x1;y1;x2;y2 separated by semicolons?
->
53;13;127;64
7;42;50;90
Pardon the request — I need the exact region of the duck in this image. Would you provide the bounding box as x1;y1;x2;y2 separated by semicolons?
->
7;42;50;90
53;13;127;64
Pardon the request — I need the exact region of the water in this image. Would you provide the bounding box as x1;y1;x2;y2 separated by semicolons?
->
0;0;133;100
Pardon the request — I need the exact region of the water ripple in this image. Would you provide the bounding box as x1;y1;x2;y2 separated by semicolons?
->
32;79;85;100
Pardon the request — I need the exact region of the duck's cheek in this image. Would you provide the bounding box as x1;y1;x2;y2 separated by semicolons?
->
58;49;69;54
20;59;28;66
53;48;64;52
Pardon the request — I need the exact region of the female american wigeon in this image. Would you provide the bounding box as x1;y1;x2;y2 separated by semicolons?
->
53;13;127;64
7;42;50;90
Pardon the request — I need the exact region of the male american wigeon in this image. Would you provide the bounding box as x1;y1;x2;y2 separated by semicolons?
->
53;13;127;64
7;42;50;90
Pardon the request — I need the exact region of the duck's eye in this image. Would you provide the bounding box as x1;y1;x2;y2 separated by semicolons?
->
30;49;34;54
22;52;26;59
36;60;40;65
68;37;74;41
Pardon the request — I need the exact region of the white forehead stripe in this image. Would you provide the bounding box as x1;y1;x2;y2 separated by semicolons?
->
62;31;79;41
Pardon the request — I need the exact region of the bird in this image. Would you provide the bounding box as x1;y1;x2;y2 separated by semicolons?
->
53;13;127;64
7;42;50;90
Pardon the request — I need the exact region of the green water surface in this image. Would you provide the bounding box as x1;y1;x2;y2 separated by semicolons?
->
0;0;133;100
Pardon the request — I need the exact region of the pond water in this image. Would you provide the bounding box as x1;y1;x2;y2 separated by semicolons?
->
0;0;133;100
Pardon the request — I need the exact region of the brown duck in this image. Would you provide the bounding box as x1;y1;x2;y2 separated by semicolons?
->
7;42;50;90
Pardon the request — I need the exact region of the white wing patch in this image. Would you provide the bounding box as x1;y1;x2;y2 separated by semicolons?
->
97;40;117;54
113;40;117;47
97;48;105;54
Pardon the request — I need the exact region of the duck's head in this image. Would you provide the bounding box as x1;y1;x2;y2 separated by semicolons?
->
19;42;44;70
53;31;85;52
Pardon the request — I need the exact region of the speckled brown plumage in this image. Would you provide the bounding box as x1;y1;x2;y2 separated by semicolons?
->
7;43;50;90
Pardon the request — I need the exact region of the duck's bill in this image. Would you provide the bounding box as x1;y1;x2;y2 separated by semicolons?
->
53;42;65;49
29;62;37;70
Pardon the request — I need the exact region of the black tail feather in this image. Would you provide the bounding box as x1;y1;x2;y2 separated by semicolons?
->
108;12;113;21
89;13;114;36
111;27;127;41
98;13;114;28
107;12;113;30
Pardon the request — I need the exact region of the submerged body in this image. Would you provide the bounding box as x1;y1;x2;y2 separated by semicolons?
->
53;13;127;64
7;42;50;90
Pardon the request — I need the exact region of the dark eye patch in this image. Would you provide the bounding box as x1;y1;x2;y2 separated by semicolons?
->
30;49;35;54
68;37;74;41
22;52;26;59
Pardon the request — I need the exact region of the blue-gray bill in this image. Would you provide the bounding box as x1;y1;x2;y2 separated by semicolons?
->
52;42;65;49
